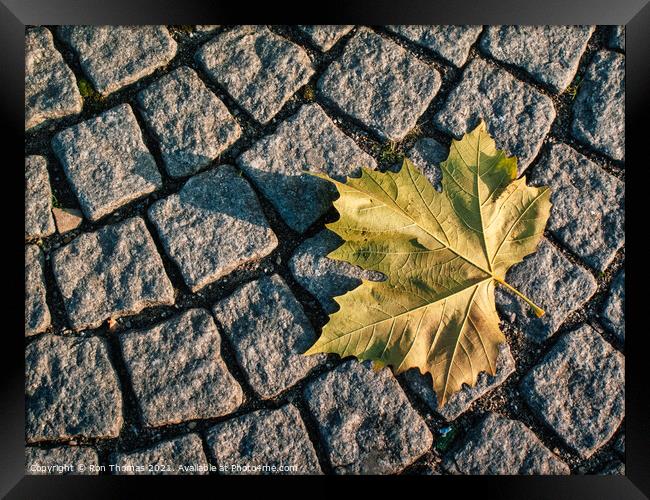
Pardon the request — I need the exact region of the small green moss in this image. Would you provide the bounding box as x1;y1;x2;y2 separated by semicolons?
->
565;77;582;100
379;141;404;165
51;193;61;209
302;84;316;102
435;425;458;453
77;78;104;104
404;124;422;141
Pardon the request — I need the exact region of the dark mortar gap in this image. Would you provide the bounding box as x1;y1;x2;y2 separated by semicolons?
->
372;25;471;72
38;249;73;333
269;25;356;60
400;450;443;475
290;390;336;474
95;333;149;460
197;426;222;476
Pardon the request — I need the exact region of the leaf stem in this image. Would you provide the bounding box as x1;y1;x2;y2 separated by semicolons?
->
494;278;545;318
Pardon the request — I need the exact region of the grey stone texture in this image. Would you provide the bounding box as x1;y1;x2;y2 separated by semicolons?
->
289;229;384;314
52;207;83;234
305;360;433;474
25;156;55;240
609;26;625;51
521;324;625;458
238;103;376;233
111;434;208;475
298;25;354;51
51;104;162;222
599;461;625;475
58;25;177;95
25;27;82;130
25;245;51;336
601;269;625;343
195;25;220;33
386;25;483;67
148;166;277;291
530;144;624;271
213;274;323;399
119;308;243;427
403;344;516;421
406;137;448;189
137;66;241;178
26;446;99;475
496;239;597;342
443;413;570;474
196;26;314;124
206;404;322;475
26;335;123;442
318;28;441;141
571;50;625;161
480;26;594;92
434;58;556;173
614;433;625;457
51;216;175;330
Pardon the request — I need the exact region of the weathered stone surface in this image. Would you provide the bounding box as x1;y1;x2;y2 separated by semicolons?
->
196;26;313;124
521;324;625;458
119;308;243;427
480;26;594;92
51;104;162;221
52;207;83;234
613;433;625;457
111;434;208;475
443;413;569;474
297;25;354;51
434;58;555;172
318;28;441;141
386;25;483;67
25;245;51;336
238;103;376;233
599;461;625;475
571;50;625;161
26;446;99;475
137;66;241;178
52;217;174;330
148;166;277;291
530;144;624;271
609;26;625;51
406;137;447;189
601;270;626;339
195;25;220;33
305;360;433;474
26;335;123;442
289;229;383;313
58;25;177;95
206;404;322;475
403;344;515;421
496;239;597;342
25;27;82;130
213;274;323;399
25;156;55;240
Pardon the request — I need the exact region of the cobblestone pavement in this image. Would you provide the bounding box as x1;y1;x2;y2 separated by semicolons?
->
24;25;625;475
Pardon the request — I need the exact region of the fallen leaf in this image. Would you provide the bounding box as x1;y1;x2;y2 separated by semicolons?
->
305;121;552;406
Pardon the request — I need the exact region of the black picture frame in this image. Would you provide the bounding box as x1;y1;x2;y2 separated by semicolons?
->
4;1;646;497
